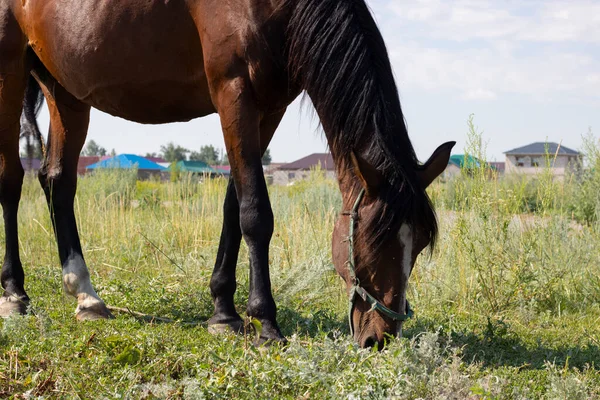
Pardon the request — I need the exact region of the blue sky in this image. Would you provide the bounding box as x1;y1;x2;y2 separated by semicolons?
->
33;0;600;162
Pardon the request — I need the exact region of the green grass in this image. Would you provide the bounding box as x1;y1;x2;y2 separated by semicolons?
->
2;130;600;398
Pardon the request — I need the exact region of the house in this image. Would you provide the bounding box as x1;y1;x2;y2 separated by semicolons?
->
86;154;167;179
504;142;581;177
145;156;170;169
77;156;101;175
442;154;481;179
441;154;500;180
489;162;505;176
145;156;167;164
263;163;285;174
20;158;41;172
171;160;220;177
20;156;109;176
271;153;335;185
211;165;231;176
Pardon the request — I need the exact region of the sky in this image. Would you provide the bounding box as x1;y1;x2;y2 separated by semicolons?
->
32;0;600;163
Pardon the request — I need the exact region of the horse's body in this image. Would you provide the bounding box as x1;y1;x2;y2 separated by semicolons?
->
0;0;453;347
13;0;293;122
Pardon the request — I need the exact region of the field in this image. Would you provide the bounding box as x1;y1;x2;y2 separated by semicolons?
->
2;129;600;399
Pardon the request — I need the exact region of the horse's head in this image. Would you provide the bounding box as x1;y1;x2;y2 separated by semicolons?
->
332;141;455;349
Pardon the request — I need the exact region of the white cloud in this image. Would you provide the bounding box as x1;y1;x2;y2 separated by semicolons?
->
387;0;600;43
461;89;497;101
380;0;600;103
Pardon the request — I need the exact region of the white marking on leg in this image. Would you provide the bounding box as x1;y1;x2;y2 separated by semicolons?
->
62;255;104;313
0;293;29;316
397;224;413;335
0;293;25;303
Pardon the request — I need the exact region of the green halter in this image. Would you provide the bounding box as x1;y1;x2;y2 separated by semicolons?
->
345;188;414;337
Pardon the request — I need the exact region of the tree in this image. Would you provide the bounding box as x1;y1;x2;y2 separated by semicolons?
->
221;152;230;166
145;152;158;158
262;148;272;165
160;142;189;162
82;140;107;156
189;145;219;165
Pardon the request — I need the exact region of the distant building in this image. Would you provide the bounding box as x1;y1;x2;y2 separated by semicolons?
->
78;156;101;175
489;162;505;175
263;163;285;174
211;165;231;176
442;154;499;180
443;154;478;179
86;154;167;179
171;160;221;177
271;153;335;185
21;156;107;176
263;163;285;185
20;158;41;172
504;142;581;177
145;156;167;164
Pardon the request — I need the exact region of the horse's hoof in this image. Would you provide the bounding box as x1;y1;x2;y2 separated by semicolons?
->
76;303;115;321
0;295;29;317
255;334;288;347
251;320;288;347
207;316;244;335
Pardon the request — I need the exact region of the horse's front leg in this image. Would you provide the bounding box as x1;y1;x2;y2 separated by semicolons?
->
208;110;285;336
214;78;284;344
37;76;113;320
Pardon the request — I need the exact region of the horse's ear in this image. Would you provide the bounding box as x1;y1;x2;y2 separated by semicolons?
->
417;141;456;188
351;151;384;196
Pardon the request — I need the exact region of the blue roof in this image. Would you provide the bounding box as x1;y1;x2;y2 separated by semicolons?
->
86;154;167;171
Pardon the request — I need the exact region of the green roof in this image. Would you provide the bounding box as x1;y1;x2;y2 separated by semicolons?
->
449;155;482;169
171;160;216;174
449;155;497;171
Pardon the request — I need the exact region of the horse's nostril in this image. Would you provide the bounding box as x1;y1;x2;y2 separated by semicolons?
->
362;336;387;350
363;336;377;348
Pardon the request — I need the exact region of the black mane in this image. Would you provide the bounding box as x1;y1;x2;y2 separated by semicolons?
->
284;0;438;257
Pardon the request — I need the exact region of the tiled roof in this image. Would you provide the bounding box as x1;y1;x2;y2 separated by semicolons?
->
279;153;334;171
145;156;167;163
78;156;101;175
504;142;579;156
172;160;216;174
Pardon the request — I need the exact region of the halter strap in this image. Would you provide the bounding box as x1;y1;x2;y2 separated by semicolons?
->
345;188;414;337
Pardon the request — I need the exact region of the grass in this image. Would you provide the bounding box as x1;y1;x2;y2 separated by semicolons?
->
2;126;600;398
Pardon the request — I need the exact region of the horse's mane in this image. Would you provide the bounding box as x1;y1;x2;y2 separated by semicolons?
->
283;0;438;262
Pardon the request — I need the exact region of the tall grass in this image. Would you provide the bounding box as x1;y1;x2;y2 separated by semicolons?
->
423;120;600;317
1;128;600;398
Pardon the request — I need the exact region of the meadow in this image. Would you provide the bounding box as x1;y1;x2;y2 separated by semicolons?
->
1;125;600;399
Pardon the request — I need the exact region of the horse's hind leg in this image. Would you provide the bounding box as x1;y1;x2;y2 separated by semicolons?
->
0;18;29;317
208;110;285;335
36;75;113;320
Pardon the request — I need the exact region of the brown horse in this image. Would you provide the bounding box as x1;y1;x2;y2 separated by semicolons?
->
0;0;453;348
